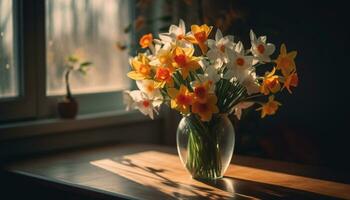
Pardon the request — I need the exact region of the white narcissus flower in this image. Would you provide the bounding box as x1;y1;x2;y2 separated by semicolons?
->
198;59;221;91
123;90;161;119
123;90;142;111
233;102;254;120
250;30;275;63
224;42;254;80
158;19;192;48
241;71;260;95
206;29;235;66
149;42;172;67
136;79;163;100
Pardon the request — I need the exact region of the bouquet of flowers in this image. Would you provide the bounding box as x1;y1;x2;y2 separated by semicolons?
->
124;19;298;179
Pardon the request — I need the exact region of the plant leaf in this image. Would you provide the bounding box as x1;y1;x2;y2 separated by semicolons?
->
67;56;78;63
80;62;92;67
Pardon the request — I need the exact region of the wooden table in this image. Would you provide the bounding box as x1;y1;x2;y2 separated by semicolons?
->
2;144;350;199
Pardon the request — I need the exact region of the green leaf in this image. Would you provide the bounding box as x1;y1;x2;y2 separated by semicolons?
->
67;56;78;63
78;68;87;75
80;61;92;67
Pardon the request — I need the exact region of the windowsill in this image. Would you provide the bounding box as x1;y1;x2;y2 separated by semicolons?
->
0;110;154;141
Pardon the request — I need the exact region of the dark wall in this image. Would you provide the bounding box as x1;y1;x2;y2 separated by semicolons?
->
179;0;349;170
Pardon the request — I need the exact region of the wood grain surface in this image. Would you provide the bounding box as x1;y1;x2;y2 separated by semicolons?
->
4;144;350;199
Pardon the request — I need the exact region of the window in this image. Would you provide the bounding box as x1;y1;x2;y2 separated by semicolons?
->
0;0;134;122
46;0;130;96
0;0;18;99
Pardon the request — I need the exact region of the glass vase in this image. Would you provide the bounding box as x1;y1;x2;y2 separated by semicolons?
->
176;114;235;180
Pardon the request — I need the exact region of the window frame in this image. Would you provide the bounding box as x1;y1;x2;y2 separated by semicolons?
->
0;0;37;122
0;0;135;122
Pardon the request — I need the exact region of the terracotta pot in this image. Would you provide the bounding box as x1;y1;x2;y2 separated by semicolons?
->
57;98;78;119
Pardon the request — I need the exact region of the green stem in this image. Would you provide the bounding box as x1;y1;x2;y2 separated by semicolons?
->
185;115;222;179
244;93;263;100
65;69;72;100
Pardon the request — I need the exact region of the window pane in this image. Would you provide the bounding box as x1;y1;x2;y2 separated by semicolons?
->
0;0;18;99
46;0;131;96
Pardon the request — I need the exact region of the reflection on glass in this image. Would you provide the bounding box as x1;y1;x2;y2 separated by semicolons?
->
0;0;17;99
46;0;131;96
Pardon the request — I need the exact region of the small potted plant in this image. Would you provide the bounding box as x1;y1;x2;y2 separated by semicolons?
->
57;54;92;119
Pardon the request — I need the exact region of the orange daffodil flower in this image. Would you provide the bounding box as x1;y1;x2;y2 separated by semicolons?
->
124;19;300;122
192;94;219;121
260;67;281;95
168;85;193;114
154;66;174;88
259;43;298;95
192;80;213;103
139;33;153;49
185;24;213;54
191;80;219;121
275;44;297;76
283;72;299;94
167;80;219;121
256;95;281;118
172;47;200;79
272;43;298;93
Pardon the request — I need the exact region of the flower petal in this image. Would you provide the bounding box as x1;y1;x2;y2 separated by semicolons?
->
215;29;223;41
266;43;276;55
259;36;267;43
179;19;185;33
280;43;287;55
250;29;257;42
167;88;178;98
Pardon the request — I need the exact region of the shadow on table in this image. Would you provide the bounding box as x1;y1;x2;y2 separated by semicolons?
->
199;176;336;200
91;154;336;200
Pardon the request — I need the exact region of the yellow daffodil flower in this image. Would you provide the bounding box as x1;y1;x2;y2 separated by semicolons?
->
167;85;193;114
283;72;299;94
192;94;219;121
172;47;200;79
256;95;281;118
275;43;297;76
149;44;173;67
139;33;153;48
127;53;152;80
260;68;281;95
185;24;212;54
